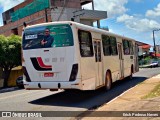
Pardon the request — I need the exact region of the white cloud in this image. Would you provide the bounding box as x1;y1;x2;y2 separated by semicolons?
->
117;14;160;32
117;14;134;22
82;0;128;17
146;3;160;18
0;0;24;11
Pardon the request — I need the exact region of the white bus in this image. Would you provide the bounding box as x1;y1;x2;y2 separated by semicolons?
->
22;21;139;91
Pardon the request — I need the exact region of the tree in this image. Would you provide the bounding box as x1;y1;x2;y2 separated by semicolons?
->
0;35;21;87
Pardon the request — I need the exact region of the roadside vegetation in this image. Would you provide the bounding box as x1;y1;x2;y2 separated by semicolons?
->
142;83;160;99
0;34;21;88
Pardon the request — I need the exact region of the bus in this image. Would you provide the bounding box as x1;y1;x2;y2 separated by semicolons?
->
22;21;139;91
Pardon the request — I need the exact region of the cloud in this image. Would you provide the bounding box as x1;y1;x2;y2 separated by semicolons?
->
117;14;134;22
0;0;24;11
82;0;128;17
117;14;160;32
146;3;160;18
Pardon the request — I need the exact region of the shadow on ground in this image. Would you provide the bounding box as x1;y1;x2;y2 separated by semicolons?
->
29;76;147;110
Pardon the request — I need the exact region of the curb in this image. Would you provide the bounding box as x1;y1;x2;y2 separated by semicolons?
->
0;87;18;93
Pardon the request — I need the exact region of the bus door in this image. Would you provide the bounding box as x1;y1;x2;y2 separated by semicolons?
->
118;43;124;79
94;40;103;87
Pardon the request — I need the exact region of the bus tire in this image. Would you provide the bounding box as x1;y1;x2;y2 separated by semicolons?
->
105;71;112;91
129;65;134;79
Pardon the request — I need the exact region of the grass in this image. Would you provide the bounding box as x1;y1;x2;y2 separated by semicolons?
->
142;83;160;99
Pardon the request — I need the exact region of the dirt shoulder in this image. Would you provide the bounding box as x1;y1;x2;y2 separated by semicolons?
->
81;75;160;120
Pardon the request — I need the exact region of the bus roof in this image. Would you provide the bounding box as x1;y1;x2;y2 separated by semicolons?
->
25;21;136;42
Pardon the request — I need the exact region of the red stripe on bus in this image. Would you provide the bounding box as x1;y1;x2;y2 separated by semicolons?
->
37;57;52;69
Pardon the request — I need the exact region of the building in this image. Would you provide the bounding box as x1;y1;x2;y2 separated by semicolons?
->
151;45;160;57
136;41;151;56
0;0;107;36
155;45;160;54
138;44;151;56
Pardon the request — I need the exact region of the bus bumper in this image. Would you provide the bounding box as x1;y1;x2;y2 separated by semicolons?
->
23;81;82;90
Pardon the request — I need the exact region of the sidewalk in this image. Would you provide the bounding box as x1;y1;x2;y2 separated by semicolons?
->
82;74;160;120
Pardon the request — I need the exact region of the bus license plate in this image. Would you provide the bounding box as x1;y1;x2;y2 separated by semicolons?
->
44;73;54;77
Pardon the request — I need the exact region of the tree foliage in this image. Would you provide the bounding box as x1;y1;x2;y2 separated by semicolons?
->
0;34;21;87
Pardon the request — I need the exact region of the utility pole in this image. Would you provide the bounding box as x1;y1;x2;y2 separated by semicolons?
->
153;30;156;57
92;0;94;10
153;29;160;58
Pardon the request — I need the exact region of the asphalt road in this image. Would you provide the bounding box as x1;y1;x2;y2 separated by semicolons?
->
0;67;160;120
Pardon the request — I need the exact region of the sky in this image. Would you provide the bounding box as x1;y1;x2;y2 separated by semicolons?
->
0;0;160;47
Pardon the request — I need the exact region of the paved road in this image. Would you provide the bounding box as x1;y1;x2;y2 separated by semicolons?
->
0;67;160;120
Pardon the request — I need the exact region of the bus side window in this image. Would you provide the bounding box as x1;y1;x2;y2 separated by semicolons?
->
110;36;118;55
102;35;118;56
78;30;94;57
123;39;130;55
129;41;134;55
102;35;111;56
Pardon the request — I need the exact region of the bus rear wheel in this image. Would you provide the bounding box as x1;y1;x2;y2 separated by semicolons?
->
129;66;134;79
105;72;112;91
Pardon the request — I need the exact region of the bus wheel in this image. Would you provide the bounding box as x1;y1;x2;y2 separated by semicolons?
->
129;66;133;79
105;72;112;91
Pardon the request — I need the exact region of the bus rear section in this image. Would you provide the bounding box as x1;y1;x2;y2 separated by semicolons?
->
22;23;81;90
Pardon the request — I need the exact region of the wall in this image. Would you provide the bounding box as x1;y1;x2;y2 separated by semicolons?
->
8;66;23;87
50;0;81;8
80;19;93;26
51;7;80;22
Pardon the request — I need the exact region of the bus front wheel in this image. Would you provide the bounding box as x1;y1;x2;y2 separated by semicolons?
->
105;72;112;91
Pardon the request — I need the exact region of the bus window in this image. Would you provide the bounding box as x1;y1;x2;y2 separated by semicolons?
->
23;24;73;50
102;35;117;56
102;35;111;56
78;30;93;57
129;41;134;55
123;39;130;55
110;36;118;55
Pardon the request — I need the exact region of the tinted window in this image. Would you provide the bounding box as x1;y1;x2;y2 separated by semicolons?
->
110;36;118;55
102;35;111;56
102;35;118;56
129;41;134;55
123;39;134;55
123;39;130;55
23;24;73;50
78;30;93;57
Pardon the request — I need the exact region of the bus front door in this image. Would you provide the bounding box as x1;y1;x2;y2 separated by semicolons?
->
118;43;124;79
94;40;103;87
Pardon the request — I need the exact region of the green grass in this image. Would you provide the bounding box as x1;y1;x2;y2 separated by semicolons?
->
142;83;160;99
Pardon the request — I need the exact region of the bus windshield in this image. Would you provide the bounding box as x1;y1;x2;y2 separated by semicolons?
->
23;24;73;50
